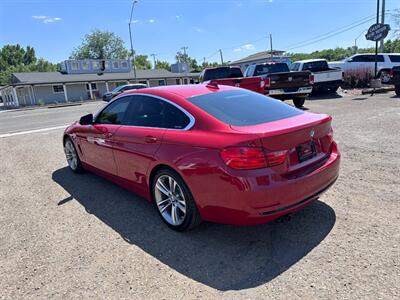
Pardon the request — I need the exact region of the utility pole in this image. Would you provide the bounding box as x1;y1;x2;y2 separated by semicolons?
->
374;0;380;79
150;54;157;69
128;0;138;80
181;46;188;74
219;49;224;65
379;0;385;52
269;34;273;58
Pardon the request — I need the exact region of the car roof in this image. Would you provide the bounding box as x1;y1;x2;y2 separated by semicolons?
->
124;84;237;99
293;59;327;63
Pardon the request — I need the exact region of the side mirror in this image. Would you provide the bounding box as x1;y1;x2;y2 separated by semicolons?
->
79;113;93;125
347;58;353;62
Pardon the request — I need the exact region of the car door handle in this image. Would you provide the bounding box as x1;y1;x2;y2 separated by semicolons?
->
144;136;157;143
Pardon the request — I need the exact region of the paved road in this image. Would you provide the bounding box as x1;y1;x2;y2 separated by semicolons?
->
0;101;104;135
0;93;399;299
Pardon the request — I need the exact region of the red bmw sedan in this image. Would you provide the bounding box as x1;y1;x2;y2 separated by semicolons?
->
63;84;340;231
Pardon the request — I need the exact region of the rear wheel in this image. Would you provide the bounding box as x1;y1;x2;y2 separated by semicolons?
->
152;169;201;231
64;137;83;173
293;97;306;108
329;86;339;93
395;85;400;97
379;70;391;84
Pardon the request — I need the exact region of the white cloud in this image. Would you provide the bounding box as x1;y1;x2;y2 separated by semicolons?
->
192;27;205;33
175;15;182;19
32;15;62;23
149;19;155;23
236;2;243;7
268;0;273;2
242;44;255;50
233;44;255;52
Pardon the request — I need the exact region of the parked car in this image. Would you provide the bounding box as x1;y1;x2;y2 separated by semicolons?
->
102;83;147;102
244;62;314;108
63;84;340;231
390;66;400;96
200;64;313;108
290;59;343;93
329;53;400;83
199;66;266;94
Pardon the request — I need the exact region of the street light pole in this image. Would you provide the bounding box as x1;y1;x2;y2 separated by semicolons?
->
129;0;138;80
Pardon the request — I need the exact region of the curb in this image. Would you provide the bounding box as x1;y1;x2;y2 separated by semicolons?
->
0;100;101;114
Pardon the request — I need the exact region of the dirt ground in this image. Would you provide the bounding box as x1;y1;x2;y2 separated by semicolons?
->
0;91;399;299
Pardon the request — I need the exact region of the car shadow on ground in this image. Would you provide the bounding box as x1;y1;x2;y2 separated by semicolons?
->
308;92;343;101
52;167;336;291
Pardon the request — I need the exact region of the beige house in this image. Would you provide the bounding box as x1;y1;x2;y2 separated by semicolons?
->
0;62;199;107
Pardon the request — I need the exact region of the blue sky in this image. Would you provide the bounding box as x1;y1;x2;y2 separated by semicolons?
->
0;0;399;64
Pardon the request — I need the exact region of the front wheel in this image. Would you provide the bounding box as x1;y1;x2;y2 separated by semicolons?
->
64;137;83;173
153;169;201;231
293;97;306;108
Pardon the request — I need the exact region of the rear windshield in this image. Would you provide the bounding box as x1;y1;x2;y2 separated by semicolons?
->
302;61;329;72
187;90;303;126
254;63;289;76
203;68;243;81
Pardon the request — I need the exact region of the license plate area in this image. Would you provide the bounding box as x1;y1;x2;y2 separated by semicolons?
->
296;141;316;162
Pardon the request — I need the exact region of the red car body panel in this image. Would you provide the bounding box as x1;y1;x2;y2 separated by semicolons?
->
65;85;340;226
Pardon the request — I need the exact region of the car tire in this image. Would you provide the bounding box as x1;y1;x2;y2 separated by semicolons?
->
379;70;391;84
293;97;306;108
64;137;84;173
152;168;202;231
329;86;339;93
395;85;400;97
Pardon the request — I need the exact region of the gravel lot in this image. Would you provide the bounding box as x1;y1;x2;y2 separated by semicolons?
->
0;92;399;299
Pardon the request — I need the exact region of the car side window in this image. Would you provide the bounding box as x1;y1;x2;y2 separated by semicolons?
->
290;63;300;71
96;97;131;125
124;95;190;129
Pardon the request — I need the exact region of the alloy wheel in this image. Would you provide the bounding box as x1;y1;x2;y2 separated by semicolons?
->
64;140;78;171
154;175;187;226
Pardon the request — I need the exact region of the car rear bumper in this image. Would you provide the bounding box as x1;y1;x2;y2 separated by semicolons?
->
195;142;340;226
266;86;312;99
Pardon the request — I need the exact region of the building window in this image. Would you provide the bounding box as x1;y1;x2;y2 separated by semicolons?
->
86;83;98;91
70;62;79;71
53;85;64;93
92;61;100;69
82;61;89;70
139;80;148;85
183;78;188;84
175;78;181;85
121;61;128;68
158;79;166;86
104;61;110;69
113;61;120;69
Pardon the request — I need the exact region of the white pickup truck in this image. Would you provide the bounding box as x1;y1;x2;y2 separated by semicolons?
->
290;59;343;93
328;53;400;83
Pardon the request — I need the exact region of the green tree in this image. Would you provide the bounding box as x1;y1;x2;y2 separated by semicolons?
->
134;54;151;70
0;44;57;85
70;29;129;59
0;44;26;71
155;60;171;70
175;51;199;70
23;46;36;65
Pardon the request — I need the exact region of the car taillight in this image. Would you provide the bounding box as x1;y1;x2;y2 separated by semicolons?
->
309;74;315;85
389;69;394;78
264;77;271;87
220;147;287;170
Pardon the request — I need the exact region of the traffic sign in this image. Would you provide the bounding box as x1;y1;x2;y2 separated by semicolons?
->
365;23;391;42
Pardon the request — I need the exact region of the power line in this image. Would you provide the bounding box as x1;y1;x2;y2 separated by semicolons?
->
285;17;377;51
